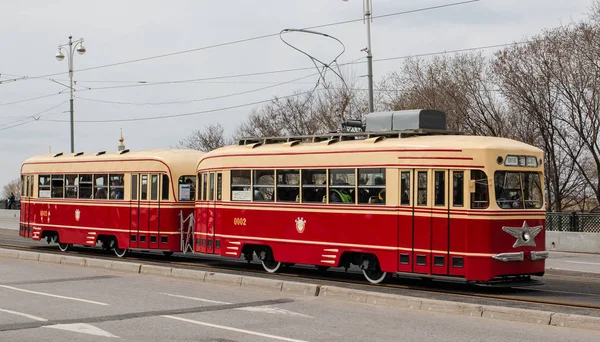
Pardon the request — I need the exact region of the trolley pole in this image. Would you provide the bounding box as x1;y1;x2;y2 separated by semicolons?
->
55;36;87;153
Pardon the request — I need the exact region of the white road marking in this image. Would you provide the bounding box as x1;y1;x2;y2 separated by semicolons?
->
161;293;312;318
0;285;109;306
563;261;600;266
0;308;48;322
163;315;308;342
44;323;119;338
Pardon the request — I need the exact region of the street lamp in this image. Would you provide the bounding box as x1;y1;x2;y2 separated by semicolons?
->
343;0;374;113
55;35;87;153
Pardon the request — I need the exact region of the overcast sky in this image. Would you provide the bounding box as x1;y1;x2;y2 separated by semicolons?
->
0;0;594;191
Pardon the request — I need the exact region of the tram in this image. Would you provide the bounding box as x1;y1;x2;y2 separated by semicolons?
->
19;149;202;256
193;109;547;284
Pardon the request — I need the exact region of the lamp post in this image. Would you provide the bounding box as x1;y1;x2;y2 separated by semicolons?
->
55;36;87;153
343;0;374;113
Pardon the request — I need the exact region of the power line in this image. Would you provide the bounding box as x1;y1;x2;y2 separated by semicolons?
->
0;93;62;107
0;101;67;131
1;0;481;83
40;90;317;123
75;72;319;106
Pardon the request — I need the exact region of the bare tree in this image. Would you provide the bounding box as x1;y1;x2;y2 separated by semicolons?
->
176;123;233;152
2;178;20;201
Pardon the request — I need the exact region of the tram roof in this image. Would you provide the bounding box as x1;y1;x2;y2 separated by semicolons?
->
201;134;542;160
23;149;204;166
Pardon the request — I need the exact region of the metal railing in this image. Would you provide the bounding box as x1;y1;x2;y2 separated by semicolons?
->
546;212;600;233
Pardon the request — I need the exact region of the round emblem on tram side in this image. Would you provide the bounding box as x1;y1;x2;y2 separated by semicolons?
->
295;217;306;233
75;209;81;222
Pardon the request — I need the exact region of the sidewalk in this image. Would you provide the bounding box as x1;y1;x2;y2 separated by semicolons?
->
546;251;600;274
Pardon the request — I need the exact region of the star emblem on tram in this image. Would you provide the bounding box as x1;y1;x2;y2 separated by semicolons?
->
502;221;543;248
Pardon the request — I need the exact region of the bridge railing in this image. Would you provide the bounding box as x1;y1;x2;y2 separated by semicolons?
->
546;212;600;233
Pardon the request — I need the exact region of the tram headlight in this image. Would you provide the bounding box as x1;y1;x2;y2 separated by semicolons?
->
522;231;531;242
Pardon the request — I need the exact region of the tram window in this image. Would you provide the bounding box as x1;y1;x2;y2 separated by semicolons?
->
400;171;410;205
253;170;274;202
231;170;251;201
358;168;386;205
20;175;25;197
434;171;445;206
470;170;489;209
178;175;195;201
216;173;222;201
276;169;300;202
150;175;158;200
109;174;124;200
51;175;64;198
141;175;148;200
79;174;93;199
329;169;356;204
417;171;428;206
523;172;543;209
162;175;169;200
29;175;33;197
64;175;78;199
453;171;464;207
202;173;208;200
209;173;216;201
494;171;542;209
302;169;327;203
38;175;51;198
131;175;138;200
94;174;108;200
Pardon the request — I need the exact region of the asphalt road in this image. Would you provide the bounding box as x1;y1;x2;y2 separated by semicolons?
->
1;258;600;342
3;228;600;318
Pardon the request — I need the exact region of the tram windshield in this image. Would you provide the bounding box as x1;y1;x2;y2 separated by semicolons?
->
494;171;543;209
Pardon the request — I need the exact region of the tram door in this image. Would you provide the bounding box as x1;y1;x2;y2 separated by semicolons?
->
148;174;160;250
20;175;32;237
198;172;217;254
431;170;450;275
412;169;432;274
130;174;150;249
397;170;413;273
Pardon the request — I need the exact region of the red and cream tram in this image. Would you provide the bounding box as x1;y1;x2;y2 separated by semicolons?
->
194;110;547;284
19;149;202;257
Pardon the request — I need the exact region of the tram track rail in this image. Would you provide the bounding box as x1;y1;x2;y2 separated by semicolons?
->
2;240;600;315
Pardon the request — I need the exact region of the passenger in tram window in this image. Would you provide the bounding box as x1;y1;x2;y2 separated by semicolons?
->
110;180;123;200
95;187;107;199
375;177;386;203
329;181;353;203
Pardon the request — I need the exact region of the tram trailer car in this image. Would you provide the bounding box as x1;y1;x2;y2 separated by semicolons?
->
19;149;203;257
194;110;547;285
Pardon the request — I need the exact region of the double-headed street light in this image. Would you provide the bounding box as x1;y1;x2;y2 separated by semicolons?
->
55;36;87;153
343;0;374;113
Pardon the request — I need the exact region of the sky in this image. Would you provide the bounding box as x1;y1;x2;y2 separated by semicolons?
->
0;0;595;191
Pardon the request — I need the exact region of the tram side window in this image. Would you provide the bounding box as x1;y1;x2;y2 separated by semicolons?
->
231;170;251;201
253;170;274;202
38;175;51;198
109;174;124;200
453;171;464;207
434;171;445;206
470;170;489;209
276;169;300;202
202;173;208;200
400;171;410;205
20;175;25;197
178;175;195;201
64;175;78;198
150;175;158;200
302;169;327;203
161;175;169;201
79;175;93;199
29;176;33;197
216;173;222;201
329;169;356;204
131;175;138;200
417;171;427;206
51;175;64;198
358;168;386;204
94;174;108;199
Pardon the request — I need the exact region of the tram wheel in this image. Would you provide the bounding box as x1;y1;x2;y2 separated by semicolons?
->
163;251;174;257
362;268;389;284
113;247;128;258
315;266;330;272
57;243;71;252
261;258;282;273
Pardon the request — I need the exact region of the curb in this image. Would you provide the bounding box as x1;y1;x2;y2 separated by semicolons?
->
2;248;600;332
